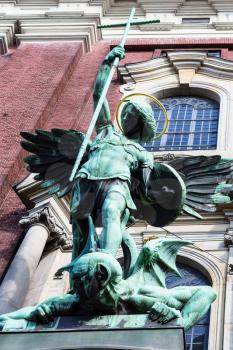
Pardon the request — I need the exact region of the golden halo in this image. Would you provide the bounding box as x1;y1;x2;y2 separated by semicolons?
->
116;93;169;140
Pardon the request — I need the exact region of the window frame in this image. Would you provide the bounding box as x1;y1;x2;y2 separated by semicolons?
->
143;96;219;152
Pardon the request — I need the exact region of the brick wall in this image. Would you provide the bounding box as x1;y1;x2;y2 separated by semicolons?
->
0;42;84;278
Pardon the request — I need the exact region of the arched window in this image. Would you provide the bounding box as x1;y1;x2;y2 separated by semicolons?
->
166;263;211;350
143;96;219;151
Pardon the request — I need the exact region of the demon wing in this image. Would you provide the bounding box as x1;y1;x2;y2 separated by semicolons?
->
168;155;233;219
21;128;90;197
126;238;191;288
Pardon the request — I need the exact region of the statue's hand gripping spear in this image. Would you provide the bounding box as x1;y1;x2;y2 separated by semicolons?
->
69;8;160;182
69;8;135;181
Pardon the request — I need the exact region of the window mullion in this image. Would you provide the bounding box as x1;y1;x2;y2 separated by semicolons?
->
187;107;196;148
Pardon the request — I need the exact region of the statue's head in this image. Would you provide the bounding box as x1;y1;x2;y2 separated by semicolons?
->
60;251;123;299
120;100;157;142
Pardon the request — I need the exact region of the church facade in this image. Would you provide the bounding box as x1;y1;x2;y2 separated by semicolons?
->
0;1;233;349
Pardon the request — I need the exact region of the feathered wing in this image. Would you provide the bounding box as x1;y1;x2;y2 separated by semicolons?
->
21;128;89;197
168;156;233;219
126;238;191;288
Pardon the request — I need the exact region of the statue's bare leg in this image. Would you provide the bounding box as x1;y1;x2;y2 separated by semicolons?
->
150;286;217;330
128;287;182;323
128;285;216;330
171;286;217;330
99;191;126;256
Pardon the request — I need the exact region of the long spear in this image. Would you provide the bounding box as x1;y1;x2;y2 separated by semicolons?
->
69;8;136;181
97;18;160;29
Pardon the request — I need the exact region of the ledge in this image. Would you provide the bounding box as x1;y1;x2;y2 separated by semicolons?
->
118;50;233;83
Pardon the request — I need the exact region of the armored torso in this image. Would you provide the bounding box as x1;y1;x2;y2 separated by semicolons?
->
78;126;153;182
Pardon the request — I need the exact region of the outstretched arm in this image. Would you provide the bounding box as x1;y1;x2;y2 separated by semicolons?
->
0;293;79;324
93;46;125;133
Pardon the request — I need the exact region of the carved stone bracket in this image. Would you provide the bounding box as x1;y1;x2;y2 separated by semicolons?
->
224;229;233;247
228;264;233;275
19;207;72;253
223;210;233;247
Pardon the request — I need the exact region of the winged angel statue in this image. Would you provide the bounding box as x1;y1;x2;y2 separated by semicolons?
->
0;46;232;329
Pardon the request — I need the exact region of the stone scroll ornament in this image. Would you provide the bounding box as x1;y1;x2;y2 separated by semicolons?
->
1;40;233;329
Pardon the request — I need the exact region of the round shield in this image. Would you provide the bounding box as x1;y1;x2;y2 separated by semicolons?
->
133;163;186;227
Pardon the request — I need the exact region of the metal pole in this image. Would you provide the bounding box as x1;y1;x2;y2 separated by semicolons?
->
69;7;136;182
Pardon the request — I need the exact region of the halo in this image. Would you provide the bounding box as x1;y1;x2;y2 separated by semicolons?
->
116;93;169;140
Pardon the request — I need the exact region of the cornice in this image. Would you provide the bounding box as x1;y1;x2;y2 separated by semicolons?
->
1;1;233;14
14;1;59;5
139;22;175;31
16;16;101;51
213;22;233;31
1;1;233;54
118;51;233;83
0;19;17;54
0;12;101;53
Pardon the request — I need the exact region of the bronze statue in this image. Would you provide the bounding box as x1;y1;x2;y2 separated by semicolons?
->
0;239;216;331
1;44;233;330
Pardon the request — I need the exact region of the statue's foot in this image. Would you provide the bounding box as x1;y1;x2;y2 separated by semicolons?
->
149;302;181;324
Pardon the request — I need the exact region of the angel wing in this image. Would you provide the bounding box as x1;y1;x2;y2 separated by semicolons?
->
126;238;191;288
21;128;90;197
168;155;233;219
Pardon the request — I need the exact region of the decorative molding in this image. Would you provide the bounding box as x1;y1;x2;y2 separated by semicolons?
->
213;22;233;31
19;206;72;252
0;20;17;54
14;173;50;209
139;22;174;31
16;0;59;4
118;51;233;84
0;11;101;54
178;245;225;350
210;1;233;12
16;15;101;52
1;1;233;16
1;1;233;52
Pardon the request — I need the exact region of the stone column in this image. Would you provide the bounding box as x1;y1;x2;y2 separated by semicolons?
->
0;207;50;313
223;210;233;350
0;206;72;314
223;246;233;350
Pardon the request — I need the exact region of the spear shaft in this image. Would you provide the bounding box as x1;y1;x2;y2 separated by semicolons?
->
69;7;136;182
98;19;160;29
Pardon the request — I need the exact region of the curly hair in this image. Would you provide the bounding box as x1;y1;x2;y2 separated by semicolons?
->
120;100;157;142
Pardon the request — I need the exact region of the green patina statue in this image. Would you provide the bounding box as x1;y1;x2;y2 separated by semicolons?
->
19;46;188;274
0;239;216;331
1;45;233;330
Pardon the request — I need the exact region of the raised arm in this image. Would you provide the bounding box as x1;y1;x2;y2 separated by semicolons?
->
93;46;125;133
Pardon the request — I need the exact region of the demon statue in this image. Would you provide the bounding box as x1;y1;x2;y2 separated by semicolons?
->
0;239;216;331
1;46;232;329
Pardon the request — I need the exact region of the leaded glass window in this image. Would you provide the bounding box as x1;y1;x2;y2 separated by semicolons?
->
143;96;219;151
166;263;211;350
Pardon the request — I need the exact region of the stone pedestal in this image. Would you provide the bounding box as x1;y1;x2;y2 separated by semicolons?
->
0;314;186;350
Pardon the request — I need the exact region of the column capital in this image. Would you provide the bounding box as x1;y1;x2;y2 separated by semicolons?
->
19;206;72;253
